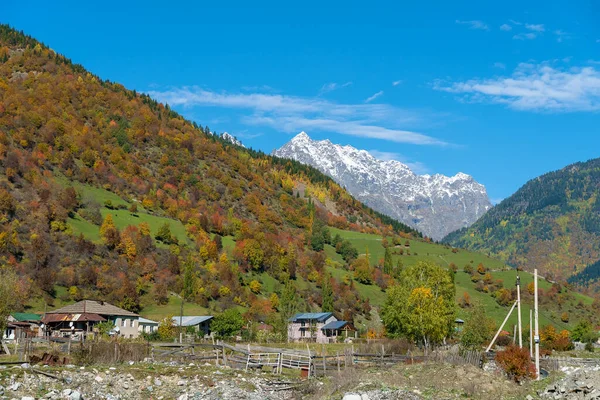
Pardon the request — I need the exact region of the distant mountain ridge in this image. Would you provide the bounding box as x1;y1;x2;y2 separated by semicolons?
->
444;157;600;282
273;132;492;240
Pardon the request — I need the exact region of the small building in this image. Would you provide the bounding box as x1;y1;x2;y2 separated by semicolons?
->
288;312;351;343
6;313;44;339
42;300;140;339
138;317;159;334
321;320;356;342
171;316;213;337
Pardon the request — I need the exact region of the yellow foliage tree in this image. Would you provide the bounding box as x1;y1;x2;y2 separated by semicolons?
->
249;280;262;294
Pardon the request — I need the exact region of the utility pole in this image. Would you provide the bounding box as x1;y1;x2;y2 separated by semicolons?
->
516;275;522;348
180;297;184;344
534;269;540;380
529;309;533;358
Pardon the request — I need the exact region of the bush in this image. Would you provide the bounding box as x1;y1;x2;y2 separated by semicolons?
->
496;334;512;347
495;345;536;382
585;342;595;353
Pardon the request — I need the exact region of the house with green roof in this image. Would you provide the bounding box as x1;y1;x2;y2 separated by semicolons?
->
4;312;44;340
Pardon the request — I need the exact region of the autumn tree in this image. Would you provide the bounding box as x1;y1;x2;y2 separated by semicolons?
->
460;303;495;350
0;268;20;337
100;214;120;249
155;222;174;244
381;261;456;353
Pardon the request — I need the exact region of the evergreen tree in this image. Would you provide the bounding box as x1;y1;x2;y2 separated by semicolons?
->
383;246;393;274
321;274;334;312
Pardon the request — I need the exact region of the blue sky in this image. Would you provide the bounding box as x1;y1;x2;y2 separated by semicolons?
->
4;0;600;203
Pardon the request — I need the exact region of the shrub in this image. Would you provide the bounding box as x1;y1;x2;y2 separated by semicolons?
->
585;342;595;353
496;334;512;347
495;345;536;382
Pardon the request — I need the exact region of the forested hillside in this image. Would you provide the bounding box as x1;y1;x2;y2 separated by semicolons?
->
0;24;420;328
444;158;600;283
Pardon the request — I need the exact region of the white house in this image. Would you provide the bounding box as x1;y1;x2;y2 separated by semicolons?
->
172;316;213;336
43;300;140;339
288;312;353;343
138;317;159;334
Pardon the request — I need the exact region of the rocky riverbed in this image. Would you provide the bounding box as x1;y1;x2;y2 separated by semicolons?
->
540;366;600;399
0;359;559;399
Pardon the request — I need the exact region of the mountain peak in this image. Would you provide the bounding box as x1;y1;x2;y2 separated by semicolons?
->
273;136;491;240
292;131;310;142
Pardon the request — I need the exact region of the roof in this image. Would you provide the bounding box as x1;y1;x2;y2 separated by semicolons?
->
289;312;334;323
47;300;139;317
455;319;465;324
138;317;158;325
11;313;42;322
171;316;213;327
41;313;106;324
321;320;348;330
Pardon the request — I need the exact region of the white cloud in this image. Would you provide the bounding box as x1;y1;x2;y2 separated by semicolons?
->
365;90;384;103
148;87;447;145
434;62;600;112
319;81;352;95
509;19;523;26
493;62;506;69
368;150;430;174
554;30;570;43
392;80;403;86
455;20;489;31
513;32;538;40
525;23;545;32
500;24;512;31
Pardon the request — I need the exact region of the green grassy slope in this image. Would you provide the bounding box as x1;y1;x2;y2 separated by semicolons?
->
331;228;595;330
56;179;189;245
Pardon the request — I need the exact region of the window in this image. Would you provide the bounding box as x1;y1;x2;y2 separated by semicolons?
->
121;319;126;327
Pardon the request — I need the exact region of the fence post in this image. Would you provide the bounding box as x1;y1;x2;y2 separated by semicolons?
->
278;353;282;374
67;338;71;355
337;352;340;373
114;342;118;363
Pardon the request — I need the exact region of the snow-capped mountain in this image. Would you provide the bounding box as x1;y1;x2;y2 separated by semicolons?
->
273;132;492;240
221;132;245;148
209;131;245;147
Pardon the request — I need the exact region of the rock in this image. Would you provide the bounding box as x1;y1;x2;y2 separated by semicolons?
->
177;395;189;400
10;382;22;391
62;388;72;396
526;396;534;400
154;378;162;386
343;395;362;400
21;397;35;400
95;375;103;383
361;394;370;400
20;363;30;369
177;380;186;386
69;391;82;400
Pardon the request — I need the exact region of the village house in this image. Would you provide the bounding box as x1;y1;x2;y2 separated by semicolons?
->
42;300;140;339
288;312;355;343
138;317;159;334
171;316;213;337
3;313;44;341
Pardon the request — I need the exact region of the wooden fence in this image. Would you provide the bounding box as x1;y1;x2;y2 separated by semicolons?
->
1;339;486;378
